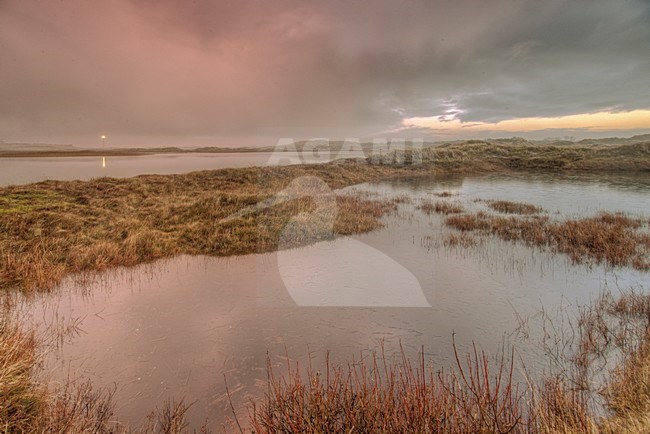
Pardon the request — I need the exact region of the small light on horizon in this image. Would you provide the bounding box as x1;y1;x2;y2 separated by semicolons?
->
101;135;106;139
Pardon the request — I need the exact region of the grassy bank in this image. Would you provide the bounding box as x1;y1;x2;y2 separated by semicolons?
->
422;139;650;171
2;140;648;294
0;162;427;293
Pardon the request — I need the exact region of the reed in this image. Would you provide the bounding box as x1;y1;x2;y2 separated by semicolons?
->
246;343;524;434
445;211;650;270
0;308;197;433
444;233;481;248
486;200;543;215
4;289;650;432
239;289;650;434
418;199;464;215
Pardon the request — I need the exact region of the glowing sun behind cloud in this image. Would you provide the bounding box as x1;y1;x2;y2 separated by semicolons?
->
403;109;650;133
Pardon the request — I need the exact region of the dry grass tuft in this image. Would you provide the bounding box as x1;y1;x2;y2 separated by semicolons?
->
445;211;649;270
0;310;117;433
444;233;480;248
433;191;456;197
0;312;40;430
487;200;544;215
418;199;464;215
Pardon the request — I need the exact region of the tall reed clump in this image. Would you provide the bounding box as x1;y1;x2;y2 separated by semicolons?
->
530;289;650;434
445;211;650;270
0;311;40;430
486;200;543;215
0;307;196;433
418;199;464;215
0;309;118;432
246;344;524;434
238;289;650;434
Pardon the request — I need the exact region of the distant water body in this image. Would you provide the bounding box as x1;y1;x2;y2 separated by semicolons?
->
0;151;364;186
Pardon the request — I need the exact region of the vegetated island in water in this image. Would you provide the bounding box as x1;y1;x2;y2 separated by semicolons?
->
2;138;650;433
1;139;649;294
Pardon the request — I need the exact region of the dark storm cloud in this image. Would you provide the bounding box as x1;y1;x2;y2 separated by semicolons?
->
0;0;649;146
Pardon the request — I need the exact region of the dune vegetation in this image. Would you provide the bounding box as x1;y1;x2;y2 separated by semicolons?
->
422;139;650;172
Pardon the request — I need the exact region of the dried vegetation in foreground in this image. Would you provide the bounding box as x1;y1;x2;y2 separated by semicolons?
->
5;289;650;432
3;286;650;433
0;309;195;433
237;289;650;434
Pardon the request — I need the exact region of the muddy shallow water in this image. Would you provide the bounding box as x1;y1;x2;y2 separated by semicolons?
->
21;172;649;429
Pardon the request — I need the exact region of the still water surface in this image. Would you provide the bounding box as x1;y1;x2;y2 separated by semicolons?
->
0;151;363;186
21;172;650;429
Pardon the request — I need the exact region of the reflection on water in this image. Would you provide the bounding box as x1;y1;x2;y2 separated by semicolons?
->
0;151;365;187
378;172;650;216
21;173;649;429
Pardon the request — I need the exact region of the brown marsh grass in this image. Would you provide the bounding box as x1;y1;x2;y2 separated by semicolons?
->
0;162;431;294
0;308;196;433
245;343;524;434
445;211;650;270
444;233;481;248
421;140;650;172
0;310;116;433
1;141;648;294
487;200;544;215
418;199;464;215
433;191;457;197
236;289;650;434
4;285;650;433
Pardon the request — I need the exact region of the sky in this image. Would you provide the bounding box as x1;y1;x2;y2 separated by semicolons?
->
1;0;649;148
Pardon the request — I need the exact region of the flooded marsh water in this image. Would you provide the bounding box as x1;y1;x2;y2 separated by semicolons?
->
0;151;364;186
18;171;650;429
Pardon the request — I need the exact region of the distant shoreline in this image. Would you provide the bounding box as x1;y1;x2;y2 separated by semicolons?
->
0;148;277;158
2;133;650;158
